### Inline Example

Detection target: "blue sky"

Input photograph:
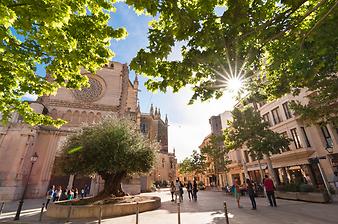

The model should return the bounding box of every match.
[108,3,237,161]
[26,2,236,161]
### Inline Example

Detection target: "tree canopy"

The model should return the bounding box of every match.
[60,116,157,197]
[200,134,230,177]
[0,0,126,126]
[130,0,338,123]
[179,150,206,175]
[225,107,290,160]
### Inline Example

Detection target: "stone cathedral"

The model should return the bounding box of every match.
[0,62,176,201]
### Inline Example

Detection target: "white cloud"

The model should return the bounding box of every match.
[155,86,237,162]
[22,93,38,101]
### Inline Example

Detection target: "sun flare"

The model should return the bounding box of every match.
[226,77,243,93]
[211,55,248,95]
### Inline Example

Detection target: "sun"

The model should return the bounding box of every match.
[226,77,243,93]
[211,55,248,95]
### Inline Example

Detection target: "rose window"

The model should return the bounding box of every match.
[73,78,103,101]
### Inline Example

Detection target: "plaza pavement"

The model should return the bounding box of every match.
[1,189,338,224]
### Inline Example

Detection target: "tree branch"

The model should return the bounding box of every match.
[240,0,307,40]
[6,3,32,8]
[262,0,329,44]
[300,0,338,47]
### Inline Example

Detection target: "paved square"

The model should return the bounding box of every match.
[1,189,337,224]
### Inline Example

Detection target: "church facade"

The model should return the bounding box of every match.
[0,62,176,201]
[140,105,177,187]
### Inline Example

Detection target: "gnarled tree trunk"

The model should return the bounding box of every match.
[100,172,127,197]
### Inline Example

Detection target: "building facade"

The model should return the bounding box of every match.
[225,90,338,190]
[140,105,177,188]
[0,62,176,201]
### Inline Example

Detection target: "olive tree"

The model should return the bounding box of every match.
[60,117,157,197]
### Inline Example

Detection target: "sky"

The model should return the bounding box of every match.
[108,3,237,161]
[25,3,236,161]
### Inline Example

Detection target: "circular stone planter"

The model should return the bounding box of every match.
[46,196,161,219]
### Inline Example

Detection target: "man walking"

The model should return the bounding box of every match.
[192,178,198,201]
[246,179,257,210]
[45,185,55,209]
[187,181,193,200]
[263,175,277,207]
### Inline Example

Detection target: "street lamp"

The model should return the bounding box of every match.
[14,152,38,220]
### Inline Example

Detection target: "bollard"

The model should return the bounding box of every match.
[135,202,139,224]
[177,201,181,224]
[66,206,72,223]
[39,203,45,222]
[224,201,229,224]
[0,202,4,215]
[98,206,102,224]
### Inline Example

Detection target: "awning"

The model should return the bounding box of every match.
[271,149,315,168]
[247,164,267,171]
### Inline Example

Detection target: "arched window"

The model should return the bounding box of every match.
[81,111,87,123]
[63,110,72,123]
[72,110,80,124]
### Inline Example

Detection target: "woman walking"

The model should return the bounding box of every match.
[170,181,176,202]
[233,179,241,208]
[246,179,257,210]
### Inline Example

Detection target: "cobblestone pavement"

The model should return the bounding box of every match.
[1,189,338,224]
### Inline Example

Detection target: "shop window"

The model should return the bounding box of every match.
[290,128,302,149]
[320,125,333,148]
[271,107,282,125]
[262,112,271,127]
[300,127,311,147]
[282,102,292,119]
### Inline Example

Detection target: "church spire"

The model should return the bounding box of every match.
[133,75,139,89]
[154,107,158,117]
[150,104,154,115]
[165,114,168,124]
[137,101,140,112]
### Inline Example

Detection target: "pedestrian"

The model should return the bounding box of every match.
[67,189,71,200]
[179,181,184,201]
[67,189,74,200]
[233,178,241,208]
[263,175,277,207]
[85,185,90,197]
[170,181,176,202]
[192,178,198,201]
[80,188,85,199]
[54,186,62,202]
[74,188,79,199]
[246,179,256,210]
[175,178,181,202]
[45,185,55,209]
[187,180,193,200]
